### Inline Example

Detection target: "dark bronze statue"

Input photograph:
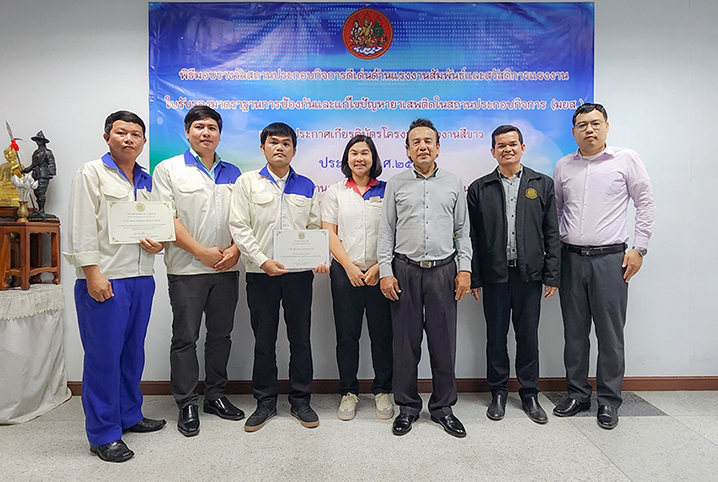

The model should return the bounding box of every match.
[24,131,58,221]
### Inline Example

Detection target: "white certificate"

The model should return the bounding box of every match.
[273,229,329,270]
[108,201,176,244]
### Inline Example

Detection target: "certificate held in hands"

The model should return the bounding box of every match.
[273,229,330,270]
[108,201,176,244]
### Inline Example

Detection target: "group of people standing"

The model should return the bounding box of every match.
[65,103,654,463]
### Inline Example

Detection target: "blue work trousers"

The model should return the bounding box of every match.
[75,276,155,446]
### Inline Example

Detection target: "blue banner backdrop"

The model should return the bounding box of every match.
[149,2,594,191]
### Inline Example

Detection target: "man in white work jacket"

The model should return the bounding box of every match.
[230,122,327,432]
[66,110,166,463]
[152,106,244,437]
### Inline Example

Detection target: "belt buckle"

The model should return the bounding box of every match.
[419,261,433,269]
[580,248,591,256]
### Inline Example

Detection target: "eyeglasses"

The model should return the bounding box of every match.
[574,120,604,131]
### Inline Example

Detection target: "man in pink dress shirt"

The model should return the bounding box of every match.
[552,103,655,429]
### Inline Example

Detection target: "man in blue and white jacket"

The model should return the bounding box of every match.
[152,106,244,438]
[66,111,166,463]
[230,122,327,432]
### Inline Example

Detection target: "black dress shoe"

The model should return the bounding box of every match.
[597,405,619,430]
[203,396,245,421]
[178,404,200,437]
[244,405,277,433]
[553,397,591,417]
[392,412,419,436]
[487,393,507,421]
[124,417,167,433]
[431,414,467,438]
[90,439,134,463]
[521,395,548,424]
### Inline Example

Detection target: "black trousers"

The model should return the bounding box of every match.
[330,262,392,396]
[168,272,239,408]
[391,257,458,418]
[482,267,542,399]
[246,270,314,410]
[559,247,628,408]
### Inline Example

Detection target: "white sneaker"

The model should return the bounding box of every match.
[338,393,359,421]
[375,393,395,420]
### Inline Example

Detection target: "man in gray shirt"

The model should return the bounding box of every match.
[378,118,472,438]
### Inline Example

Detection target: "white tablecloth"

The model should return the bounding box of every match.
[0,284,72,424]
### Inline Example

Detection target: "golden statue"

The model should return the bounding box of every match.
[0,145,23,206]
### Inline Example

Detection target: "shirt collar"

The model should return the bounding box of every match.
[498,166,522,180]
[186,148,219,170]
[345,177,378,196]
[412,165,439,179]
[260,164,293,185]
[101,152,151,190]
[101,152,148,177]
[574,145,615,161]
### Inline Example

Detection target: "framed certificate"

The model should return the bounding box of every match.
[273,229,329,270]
[108,201,176,244]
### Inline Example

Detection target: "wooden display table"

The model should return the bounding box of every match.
[0,221,61,290]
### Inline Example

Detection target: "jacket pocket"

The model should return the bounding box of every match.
[253,192,274,205]
[177,180,203,194]
[101,184,131,200]
[285,194,309,221]
[286,194,308,207]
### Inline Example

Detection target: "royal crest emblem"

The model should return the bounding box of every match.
[525,188,538,200]
[342,8,394,60]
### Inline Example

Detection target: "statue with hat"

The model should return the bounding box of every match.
[23,130,58,221]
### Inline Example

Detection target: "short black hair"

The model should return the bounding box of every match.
[491,125,524,149]
[260,122,297,148]
[572,103,608,125]
[405,118,440,147]
[340,135,383,179]
[184,105,223,132]
[104,111,146,136]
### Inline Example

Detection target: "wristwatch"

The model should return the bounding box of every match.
[632,247,648,257]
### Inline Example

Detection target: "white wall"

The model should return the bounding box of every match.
[1,0,716,383]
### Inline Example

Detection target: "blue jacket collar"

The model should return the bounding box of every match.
[102,152,152,191]
[259,164,295,185]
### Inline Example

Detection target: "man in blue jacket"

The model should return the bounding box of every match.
[153,106,244,437]
[66,111,166,462]
[467,125,560,424]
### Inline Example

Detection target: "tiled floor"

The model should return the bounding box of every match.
[1,391,717,481]
[542,391,668,417]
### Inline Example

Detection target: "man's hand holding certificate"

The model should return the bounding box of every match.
[273,229,330,271]
[108,201,176,244]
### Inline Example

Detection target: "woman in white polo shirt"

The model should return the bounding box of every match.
[321,135,394,422]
